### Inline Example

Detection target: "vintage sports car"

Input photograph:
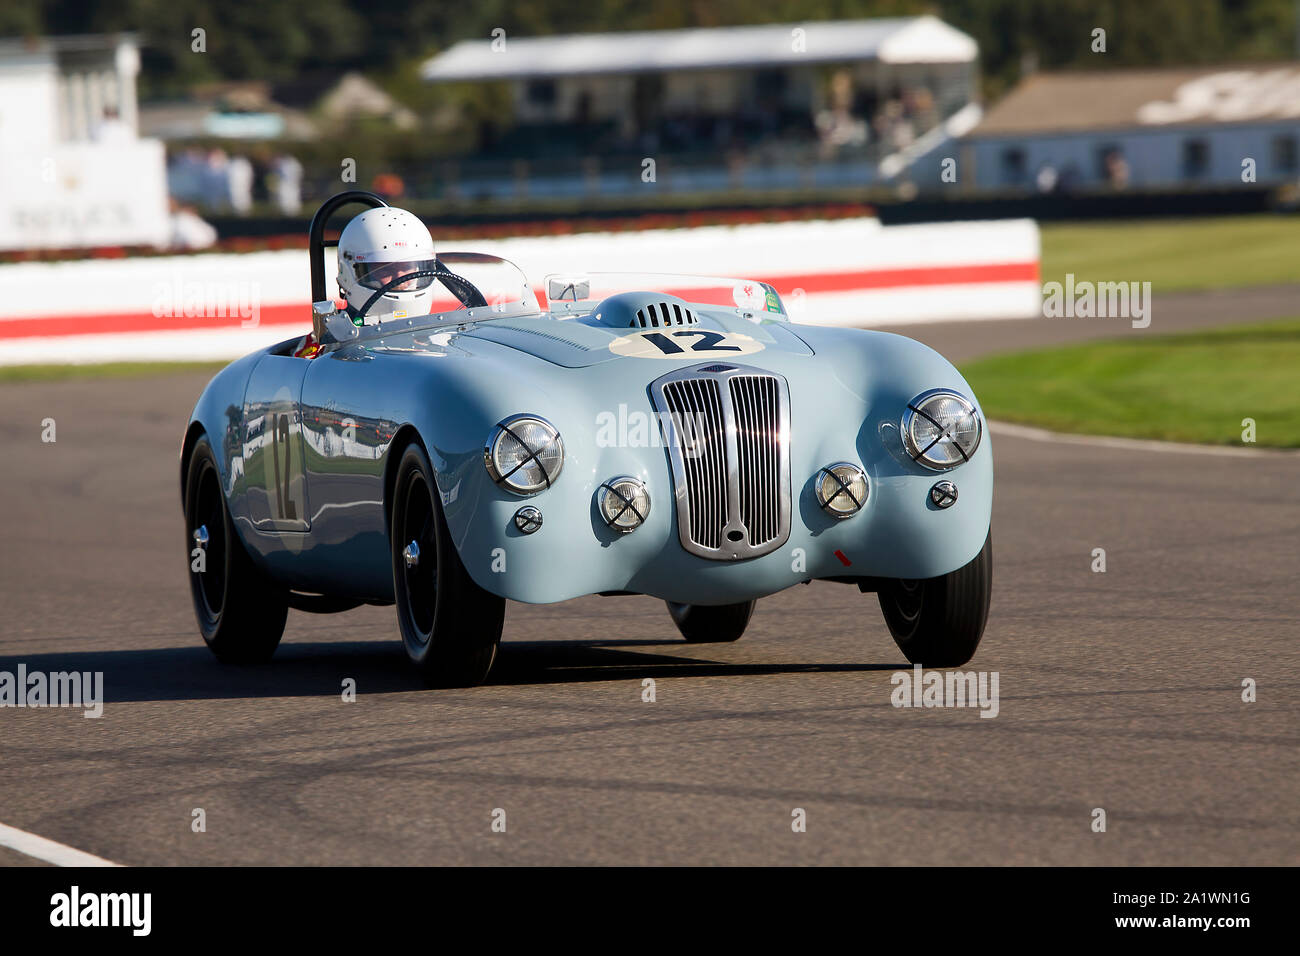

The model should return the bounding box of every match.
[181,191,993,686]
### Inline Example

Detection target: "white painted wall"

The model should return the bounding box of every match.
[0,216,1040,364]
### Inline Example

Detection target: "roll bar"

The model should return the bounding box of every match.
[308,190,389,303]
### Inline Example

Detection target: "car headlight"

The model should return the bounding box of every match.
[485,415,564,495]
[901,390,982,470]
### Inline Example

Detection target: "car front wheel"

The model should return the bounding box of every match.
[184,434,288,663]
[877,530,992,667]
[391,442,504,687]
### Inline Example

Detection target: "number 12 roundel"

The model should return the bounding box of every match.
[608,329,765,359]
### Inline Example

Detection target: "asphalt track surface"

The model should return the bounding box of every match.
[1,286,1297,866]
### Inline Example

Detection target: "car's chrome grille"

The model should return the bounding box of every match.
[652,364,791,560]
[661,378,728,550]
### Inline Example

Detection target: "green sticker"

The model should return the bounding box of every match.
[765,291,781,313]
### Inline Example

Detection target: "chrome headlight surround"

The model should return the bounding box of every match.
[815,462,868,518]
[485,414,564,495]
[597,476,651,533]
[901,389,982,470]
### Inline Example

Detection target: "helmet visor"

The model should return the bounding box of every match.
[353,259,438,292]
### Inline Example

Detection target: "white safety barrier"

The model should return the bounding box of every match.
[0,217,1039,365]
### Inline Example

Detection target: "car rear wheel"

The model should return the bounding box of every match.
[391,442,504,687]
[877,530,992,667]
[666,600,755,643]
[184,435,288,663]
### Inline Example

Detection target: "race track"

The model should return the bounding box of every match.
[1,287,1297,866]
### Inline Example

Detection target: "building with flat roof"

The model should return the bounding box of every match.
[964,63,1300,191]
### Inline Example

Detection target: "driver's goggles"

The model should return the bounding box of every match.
[353,259,438,291]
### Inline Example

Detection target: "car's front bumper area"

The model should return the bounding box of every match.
[445,424,993,607]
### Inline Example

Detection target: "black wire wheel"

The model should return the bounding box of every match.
[877,529,992,667]
[390,441,504,687]
[183,434,288,663]
[666,599,756,643]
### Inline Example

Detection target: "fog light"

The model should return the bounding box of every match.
[598,476,650,533]
[514,506,543,534]
[929,481,957,509]
[815,462,868,518]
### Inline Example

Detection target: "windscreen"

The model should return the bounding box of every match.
[356,252,541,341]
[423,252,540,317]
[543,272,788,321]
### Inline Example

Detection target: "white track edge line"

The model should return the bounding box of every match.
[0,821,122,867]
[989,420,1300,458]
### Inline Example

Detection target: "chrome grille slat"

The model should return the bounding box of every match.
[759,377,769,541]
[653,364,790,560]
[701,378,725,549]
[730,374,781,546]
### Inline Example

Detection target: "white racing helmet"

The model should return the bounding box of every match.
[336,207,437,321]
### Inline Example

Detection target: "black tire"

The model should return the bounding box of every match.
[877,530,992,667]
[666,600,755,643]
[391,442,505,687]
[184,435,288,664]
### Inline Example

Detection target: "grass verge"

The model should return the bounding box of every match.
[1040,215,1300,294]
[960,318,1300,448]
[0,361,225,384]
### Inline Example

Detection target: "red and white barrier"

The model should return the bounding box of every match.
[0,217,1039,365]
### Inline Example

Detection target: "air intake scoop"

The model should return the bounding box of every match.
[588,292,699,330]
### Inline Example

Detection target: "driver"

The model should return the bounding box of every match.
[337,206,439,321]
[295,205,438,358]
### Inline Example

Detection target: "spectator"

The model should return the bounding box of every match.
[203,149,231,209]
[1035,162,1059,193]
[270,153,303,214]
[372,172,406,200]
[1103,149,1130,190]
[165,199,218,250]
[91,106,133,144]
[814,69,867,157]
[228,154,254,215]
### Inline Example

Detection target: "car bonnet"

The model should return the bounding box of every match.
[459,310,813,368]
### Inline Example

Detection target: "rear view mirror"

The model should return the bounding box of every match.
[548,277,590,302]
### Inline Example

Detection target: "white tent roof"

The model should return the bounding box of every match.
[421,16,977,82]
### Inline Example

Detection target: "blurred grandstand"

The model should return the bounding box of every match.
[414,16,980,202]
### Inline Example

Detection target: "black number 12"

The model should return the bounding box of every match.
[643,330,743,354]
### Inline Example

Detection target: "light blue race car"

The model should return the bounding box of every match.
[181,192,992,686]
